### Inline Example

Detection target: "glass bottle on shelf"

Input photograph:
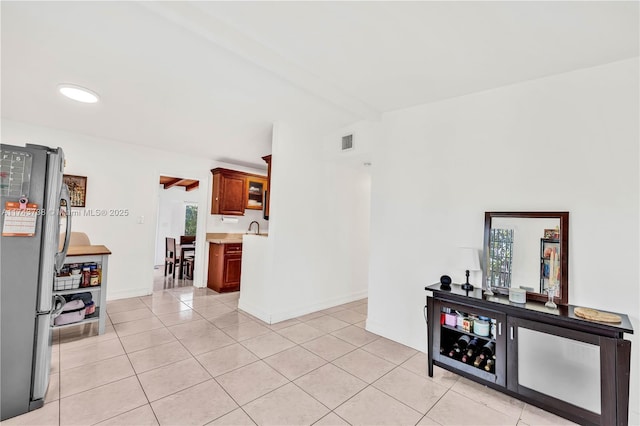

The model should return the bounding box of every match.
[484,358,495,373]
[440,333,454,355]
[473,355,485,368]
[81,267,91,287]
[479,341,495,360]
[448,334,471,359]
[90,266,99,286]
[461,338,479,364]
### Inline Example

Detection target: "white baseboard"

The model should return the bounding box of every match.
[238,298,271,323]
[239,290,367,325]
[270,290,368,324]
[365,318,424,352]
[107,287,152,301]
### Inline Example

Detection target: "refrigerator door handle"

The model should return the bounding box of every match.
[51,295,66,318]
[55,184,72,272]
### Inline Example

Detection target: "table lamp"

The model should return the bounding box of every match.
[457,247,481,291]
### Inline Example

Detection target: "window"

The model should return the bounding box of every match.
[488,228,513,287]
[184,203,197,236]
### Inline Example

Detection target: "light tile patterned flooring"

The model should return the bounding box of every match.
[4,277,577,425]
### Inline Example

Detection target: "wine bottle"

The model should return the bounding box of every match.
[440,334,454,355]
[461,338,479,363]
[479,341,495,360]
[473,355,485,368]
[454,335,471,353]
[448,334,470,359]
[484,358,495,373]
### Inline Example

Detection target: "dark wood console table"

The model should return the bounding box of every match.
[425,283,633,426]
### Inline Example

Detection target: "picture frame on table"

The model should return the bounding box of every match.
[63,175,87,207]
[543,228,560,239]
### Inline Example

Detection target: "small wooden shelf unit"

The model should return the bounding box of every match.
[54,245,111,335]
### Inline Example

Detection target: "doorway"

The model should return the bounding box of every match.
[154,176,200,290]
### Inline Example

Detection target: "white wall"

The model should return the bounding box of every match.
[155,185,200,265]
[366,58,639,422]
[257,120,374,322]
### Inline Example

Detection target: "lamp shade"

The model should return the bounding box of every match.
[456,247,481,272]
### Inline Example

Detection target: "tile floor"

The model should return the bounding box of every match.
[4,274,578,426]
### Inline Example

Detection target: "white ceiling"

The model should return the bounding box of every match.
[2,1,637,169]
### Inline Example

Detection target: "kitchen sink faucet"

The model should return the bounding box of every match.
[248,221,260,235]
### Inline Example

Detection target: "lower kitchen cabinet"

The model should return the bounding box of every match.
[426,283,633,426]
[207,242,242,292]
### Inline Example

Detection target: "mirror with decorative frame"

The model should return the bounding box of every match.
[482,212,569,305]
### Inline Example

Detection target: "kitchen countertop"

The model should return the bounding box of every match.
[206,233,243,244]
[66,245,112,256]
[206,232,268,244]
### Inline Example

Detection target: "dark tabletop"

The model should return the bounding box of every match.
[425,282,634,335]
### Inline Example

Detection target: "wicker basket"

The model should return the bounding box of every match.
[54,275,81,291]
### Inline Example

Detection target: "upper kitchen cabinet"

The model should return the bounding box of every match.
[262,155,271,220]
[211,168,246,215]
[246,175,267,211]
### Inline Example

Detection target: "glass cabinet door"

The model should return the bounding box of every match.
[246,177,266,210]
[433,299,506,387]
[506,316,617,425]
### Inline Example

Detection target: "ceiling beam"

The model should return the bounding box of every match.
[138,1,380,121]
[163,178,182,189]
[185,181,200,192]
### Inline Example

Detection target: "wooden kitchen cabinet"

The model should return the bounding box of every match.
[262,155,271,220]
[207,242,242,292]
[211,168,246,215]
[246,175,267,211]
[211,168,268,216]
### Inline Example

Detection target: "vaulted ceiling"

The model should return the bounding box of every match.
[1,2,637,168]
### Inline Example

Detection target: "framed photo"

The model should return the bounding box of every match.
[63,175,87,207]
[543,228,559,239]
[540,239,560,260]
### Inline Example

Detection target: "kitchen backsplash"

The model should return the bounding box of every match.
[206,208,268,234]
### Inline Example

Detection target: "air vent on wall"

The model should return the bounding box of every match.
[341,134,353,151]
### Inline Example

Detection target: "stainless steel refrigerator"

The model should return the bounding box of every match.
[0,143,72,421]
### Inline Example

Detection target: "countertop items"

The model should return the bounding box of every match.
[424,282,633,333]
[574,307,622,324]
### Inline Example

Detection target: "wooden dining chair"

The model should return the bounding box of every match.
[164,237,180,278]
[183,256,194,280]
[180,235,196,245]
[177,235,195,280]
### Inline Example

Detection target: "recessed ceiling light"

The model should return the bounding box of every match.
[57,84,99,103]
